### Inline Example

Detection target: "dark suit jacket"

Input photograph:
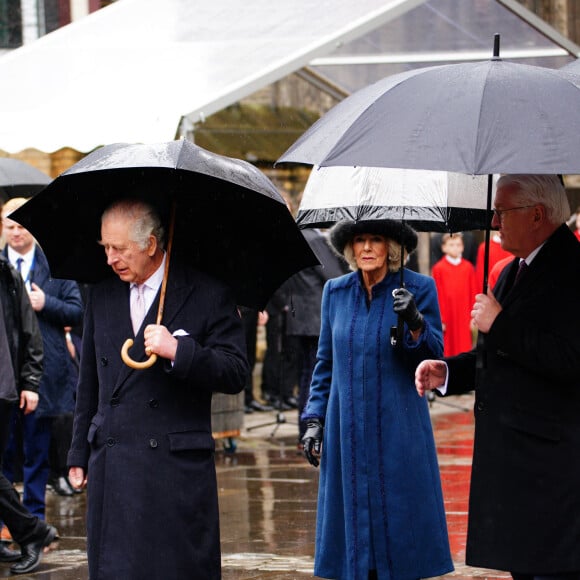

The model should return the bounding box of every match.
[68,262,248,580]
[445,224,580,573]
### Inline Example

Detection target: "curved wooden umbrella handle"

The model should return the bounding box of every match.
[121,338,157,369]
[120,200,176,370]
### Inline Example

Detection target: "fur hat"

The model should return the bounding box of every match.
[329,220,418,256]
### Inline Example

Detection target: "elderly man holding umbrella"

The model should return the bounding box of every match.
[67,198,249,579]
[416,174,580,580]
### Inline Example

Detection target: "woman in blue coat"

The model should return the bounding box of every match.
[301,220,453,580]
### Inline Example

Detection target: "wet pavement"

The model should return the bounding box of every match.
[0,392,512,579]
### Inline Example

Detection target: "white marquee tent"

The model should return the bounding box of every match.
[0,0,578,153]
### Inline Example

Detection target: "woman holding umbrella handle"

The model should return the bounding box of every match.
[300,219,451,580]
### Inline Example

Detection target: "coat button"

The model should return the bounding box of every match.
[476,401,484,411]
[106,437,116,447]
[110,397,120,407]
[148,399,159,408]
[100,357,108,366]
[149,439,158,449]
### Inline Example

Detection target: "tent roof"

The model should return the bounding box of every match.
[0,0,578,153]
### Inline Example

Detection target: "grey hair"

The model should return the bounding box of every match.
[342,238,406,272]
[496,174,570,226]
[101,199,165,250]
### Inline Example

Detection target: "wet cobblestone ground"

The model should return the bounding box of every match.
[0,392,512,579]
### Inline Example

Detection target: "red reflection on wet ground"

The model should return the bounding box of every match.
[432,411,474,562]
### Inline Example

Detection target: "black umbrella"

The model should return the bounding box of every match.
[0,158,51,201]
[10,140,319,313]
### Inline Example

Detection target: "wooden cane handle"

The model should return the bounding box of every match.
[121,338,157,369]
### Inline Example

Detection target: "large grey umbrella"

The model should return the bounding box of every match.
[0,158,50,201]
[279,37,580,288]
[279,57,580,176]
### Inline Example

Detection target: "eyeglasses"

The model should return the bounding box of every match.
[492,205,536,223]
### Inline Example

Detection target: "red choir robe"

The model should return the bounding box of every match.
[475,235,512,292]
[432,256,478,357]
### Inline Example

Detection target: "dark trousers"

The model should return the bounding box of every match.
[3,409,52,519]
[297,336,318,441]
[241,308,258,406]
[0,401,41,544]
[49,413,74,480]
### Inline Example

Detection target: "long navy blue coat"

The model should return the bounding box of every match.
[67,263,248,580]
[304,269,453,580]
[3,246,83,416]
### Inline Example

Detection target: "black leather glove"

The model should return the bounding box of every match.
[301,418,323,467]
[392,288,424,332]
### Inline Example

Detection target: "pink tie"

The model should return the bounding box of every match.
[131,284,146,335]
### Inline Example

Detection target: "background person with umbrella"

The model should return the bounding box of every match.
[66,198,249,579]
[0,159,50,204]
[301,219,452,580]
[9,138,318,578]
[416,175,580,580]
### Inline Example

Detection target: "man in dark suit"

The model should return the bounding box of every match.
[67,199,249,579]
[2,198,83,513]
[415,174,580,580]
[0,206,57,575]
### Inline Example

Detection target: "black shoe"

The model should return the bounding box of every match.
[271,398,292,411]
[244,405,254,414]
[284,396,299,409]
[10,525,57,575]
[50,476,74,497]
[249,400,274,412]
[0,543,20,563]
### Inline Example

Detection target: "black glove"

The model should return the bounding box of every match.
[301,418,323,467]
[392,288,424,332]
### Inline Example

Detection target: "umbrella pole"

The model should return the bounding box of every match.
[390,225,406,347]
[475,174,494,371]
[121,201,176,369]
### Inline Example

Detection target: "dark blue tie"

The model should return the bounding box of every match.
[15,257,23,275]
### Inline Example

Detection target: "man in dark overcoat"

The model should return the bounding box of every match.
[0,211,57,575]
[2,197,83,519]
[416,174,580,580]
[67,199,249,580]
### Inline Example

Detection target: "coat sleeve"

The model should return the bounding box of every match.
[17,273,43,393]
[401,274,444,365]
[301,280,333,421]
[39,280,84,328]
[67,289,98,470]
[168,282,249,395]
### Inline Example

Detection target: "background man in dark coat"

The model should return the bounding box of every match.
[284,228,349,442]
[416,174,580,580]
[67,199,249,580]
[0,214,57,575]
[2,198,83,521]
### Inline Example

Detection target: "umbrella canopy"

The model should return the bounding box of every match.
[10,140,319,310]
[0,158,51,201]
[278,58,580,175]
[298,166,496,232]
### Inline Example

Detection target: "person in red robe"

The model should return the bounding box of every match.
[573,207,580,242]
[488,255,514,290]
[432,233,477,357]
[475,233,512,292]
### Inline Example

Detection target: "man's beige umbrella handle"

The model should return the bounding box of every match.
[121,203,175,369]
